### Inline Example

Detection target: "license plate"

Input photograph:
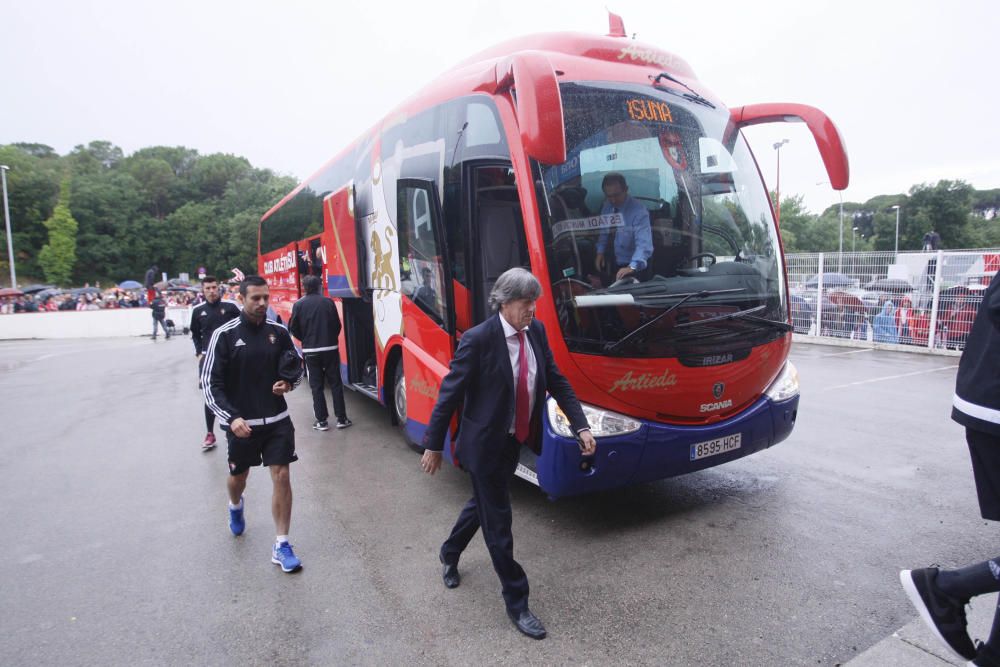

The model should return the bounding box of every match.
[690,433,742,461]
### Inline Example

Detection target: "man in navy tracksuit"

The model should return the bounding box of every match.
[202,275,305,573]
[190,276,241,451]
[288,275,351,431]
[901,271,1000,666]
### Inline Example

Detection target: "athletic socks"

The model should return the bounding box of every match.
[229,498,244,510]
[276,535,288,545]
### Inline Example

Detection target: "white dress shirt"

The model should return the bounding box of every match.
[499,312,537,434]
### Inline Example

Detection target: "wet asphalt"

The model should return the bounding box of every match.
[0,337,991,666]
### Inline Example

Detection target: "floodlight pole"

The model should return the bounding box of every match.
[892,205,901,258]
[838,191,844,272]
[773,139,789,224]
[1,166,15,288]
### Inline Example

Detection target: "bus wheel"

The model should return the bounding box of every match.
[393,362,407,427]
[393,363,423,453]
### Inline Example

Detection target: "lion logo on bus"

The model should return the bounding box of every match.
[370,228,397,291]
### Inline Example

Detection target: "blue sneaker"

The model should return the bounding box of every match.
[229,498,245,536]
[271,541,302,572]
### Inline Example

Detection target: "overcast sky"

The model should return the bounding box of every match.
[2,0,996,215]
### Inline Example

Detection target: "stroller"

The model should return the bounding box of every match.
[164,318,178,337]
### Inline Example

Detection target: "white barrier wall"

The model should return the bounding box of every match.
[0,307,192,340]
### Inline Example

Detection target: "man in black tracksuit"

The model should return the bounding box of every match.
[191,276,241,451]
[900,271,1000,666]
[289,275,351,431]
[202,275,305,573]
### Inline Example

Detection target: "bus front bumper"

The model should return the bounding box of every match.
[534,395,799,499]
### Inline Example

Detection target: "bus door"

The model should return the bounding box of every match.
[296,232,324,295]
[396,178,455,444]
[468,162,531,323]
[323,185,377,397]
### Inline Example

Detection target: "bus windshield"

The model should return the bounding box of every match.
[538,82,787,359]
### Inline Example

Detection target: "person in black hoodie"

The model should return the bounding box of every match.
[900,270,1000,666]
[202,275,305,573]
[289,275,351,431]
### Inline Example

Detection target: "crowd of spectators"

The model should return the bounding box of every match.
[0,283,241,315]
[793,291,982,351]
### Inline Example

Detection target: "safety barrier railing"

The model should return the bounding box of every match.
[785,249,999,351]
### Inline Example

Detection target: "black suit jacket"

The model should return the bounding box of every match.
[422,314,589,476]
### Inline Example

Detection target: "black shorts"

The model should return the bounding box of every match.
[966,429,1000,520]
[226,418,297,476]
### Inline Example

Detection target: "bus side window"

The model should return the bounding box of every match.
[397,180,449,327]
[473,165,529,323]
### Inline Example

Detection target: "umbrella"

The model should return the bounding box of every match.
[803,272,854,288]
[118,279,143,290]
[864,278,914,293]
[20,283,54,294]
[0,287,23,297]
[71,286,101,296]
[168,278,191,288]
[36,288,65,299]
[828,290,866,312]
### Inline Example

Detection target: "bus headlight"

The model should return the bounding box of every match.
[547,398,642,438]
[764,361,799,402]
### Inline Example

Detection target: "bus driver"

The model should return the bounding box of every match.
[594,172,653,283]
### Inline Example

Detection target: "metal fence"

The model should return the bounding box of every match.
[785,249,1000,351]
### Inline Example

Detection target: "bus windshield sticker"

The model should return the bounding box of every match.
[551,213,623,239]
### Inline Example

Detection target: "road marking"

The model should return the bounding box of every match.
[817,348,873,357]
[817,365,959,392]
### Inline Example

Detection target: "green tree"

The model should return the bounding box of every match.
[70,170,143,283]
[772,195,816,253]
[191,154,251,199]
[904,180,974,249]
[125,157,177,218]
[38,180,78,285]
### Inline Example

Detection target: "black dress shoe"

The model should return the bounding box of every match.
[439,554,460,589]
[507,608,547,639]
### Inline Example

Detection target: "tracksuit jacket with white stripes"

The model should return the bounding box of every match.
[202,313,301,427]
[952,271,1000,437]
[190,299,241,356]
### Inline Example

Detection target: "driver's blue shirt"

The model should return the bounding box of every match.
[596,196,653,271]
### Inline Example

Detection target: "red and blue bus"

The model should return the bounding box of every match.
[258,15,849,498]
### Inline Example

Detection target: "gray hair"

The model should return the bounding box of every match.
[488,267,542,312]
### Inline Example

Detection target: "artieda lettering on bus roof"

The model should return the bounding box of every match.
[616,44,680,70]
[608,369,678,393]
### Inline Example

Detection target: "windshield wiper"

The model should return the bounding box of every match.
[674,305,793,332]
[603,288,744,352]
[651,72,716,109]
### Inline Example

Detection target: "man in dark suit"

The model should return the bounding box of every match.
[420,267,597,640]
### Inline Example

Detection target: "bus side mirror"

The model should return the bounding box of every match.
[495,51,567,166]
[730,103,850,190]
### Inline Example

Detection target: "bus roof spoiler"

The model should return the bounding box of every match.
[494,52,567,165]
[730,103,850,190]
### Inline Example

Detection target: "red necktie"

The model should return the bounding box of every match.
[514,331,530,443]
